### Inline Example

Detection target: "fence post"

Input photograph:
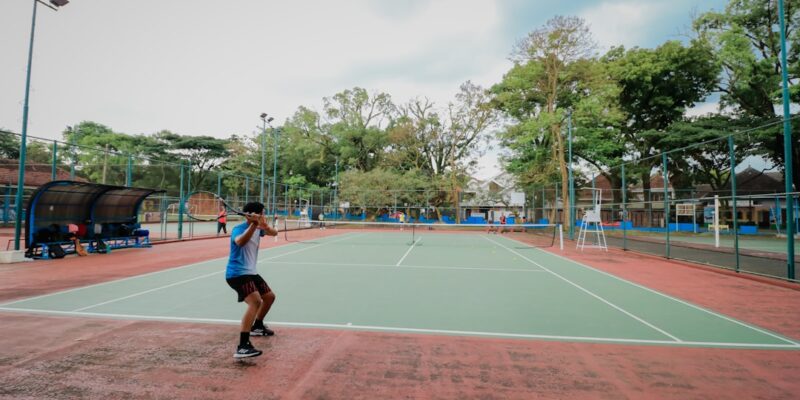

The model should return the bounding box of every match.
[568,109,575,240]
[729,135,740,272]
[51,140,57,181]
[663,152,670,258]
[69,138,76,180]
[622,163,627,250]
[178,162,185,240]
[217,172,222,197]
[3,184,10,224]
[778,0,795,280]
[126,154,133,187]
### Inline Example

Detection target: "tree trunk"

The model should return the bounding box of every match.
[553,124,570,226]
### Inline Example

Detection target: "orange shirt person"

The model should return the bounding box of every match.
[217,207,228,235]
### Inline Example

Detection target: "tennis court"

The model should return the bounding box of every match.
[2,225,796,349]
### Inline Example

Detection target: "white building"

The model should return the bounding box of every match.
[460,172,526,223]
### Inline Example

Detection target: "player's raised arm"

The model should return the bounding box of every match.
[234,213,261,246]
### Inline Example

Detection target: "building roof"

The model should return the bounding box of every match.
[0,159,84,187]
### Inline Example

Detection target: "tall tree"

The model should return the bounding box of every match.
[494,16,613,224]
[604,40,718,223]
[694,0,799,190]
[154,131,230,191]
[324,87,395,172]
[496,16,596,225]
[392,82,496,221]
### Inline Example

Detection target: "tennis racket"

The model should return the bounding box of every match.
[183,191,248,222]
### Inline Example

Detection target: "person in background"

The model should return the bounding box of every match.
[217,206,227,236]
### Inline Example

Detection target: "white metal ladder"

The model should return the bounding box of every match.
[576,188,608,251]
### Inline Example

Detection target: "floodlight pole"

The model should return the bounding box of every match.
[778,0,795,279]
[260,117,266,204]
[272,127,279,216]
[14,0,67,251]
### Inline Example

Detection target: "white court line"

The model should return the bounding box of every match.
[395,237,421,266]
[0,237,360,311]
[484,236,682,342]
[0,307,797,349]
[0,254,232,308]
[65,233,364,312]
[73,270,222,312]
[518,238,800,347]
[0,238,321,308]
[259,233,365,263]
[270,260,546,273]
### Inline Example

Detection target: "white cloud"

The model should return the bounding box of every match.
[685,102,721,117]
[579,1,671,51]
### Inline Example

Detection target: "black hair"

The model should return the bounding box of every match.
[242,202,265,214]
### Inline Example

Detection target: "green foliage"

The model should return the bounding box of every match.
[694,0,799,190]
[0,131,20,159]
[606,40,719,132]
[694,0,799,115]
[339,168,440,217]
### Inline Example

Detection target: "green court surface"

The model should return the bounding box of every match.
[1,232,798,350]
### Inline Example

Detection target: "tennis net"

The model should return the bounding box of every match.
[281,219,563,249]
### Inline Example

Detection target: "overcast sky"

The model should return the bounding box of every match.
[1,0,727,178]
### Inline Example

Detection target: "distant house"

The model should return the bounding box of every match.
[460,172,526,222]
[0,159,86,222]
[694,167,789,227]
[577,167,790,227]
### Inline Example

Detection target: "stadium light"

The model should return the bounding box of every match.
[261,114,279,216]
[14,0,69,251]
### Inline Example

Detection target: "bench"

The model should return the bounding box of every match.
[28,232,151,260]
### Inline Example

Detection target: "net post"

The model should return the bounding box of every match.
[559,223,564,251]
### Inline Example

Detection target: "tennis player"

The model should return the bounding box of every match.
[226,202,278,359]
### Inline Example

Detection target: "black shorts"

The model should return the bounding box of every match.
[226,274,271,302]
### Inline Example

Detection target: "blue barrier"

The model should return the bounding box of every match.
[739,225,758,234]
[667,223,698,232]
